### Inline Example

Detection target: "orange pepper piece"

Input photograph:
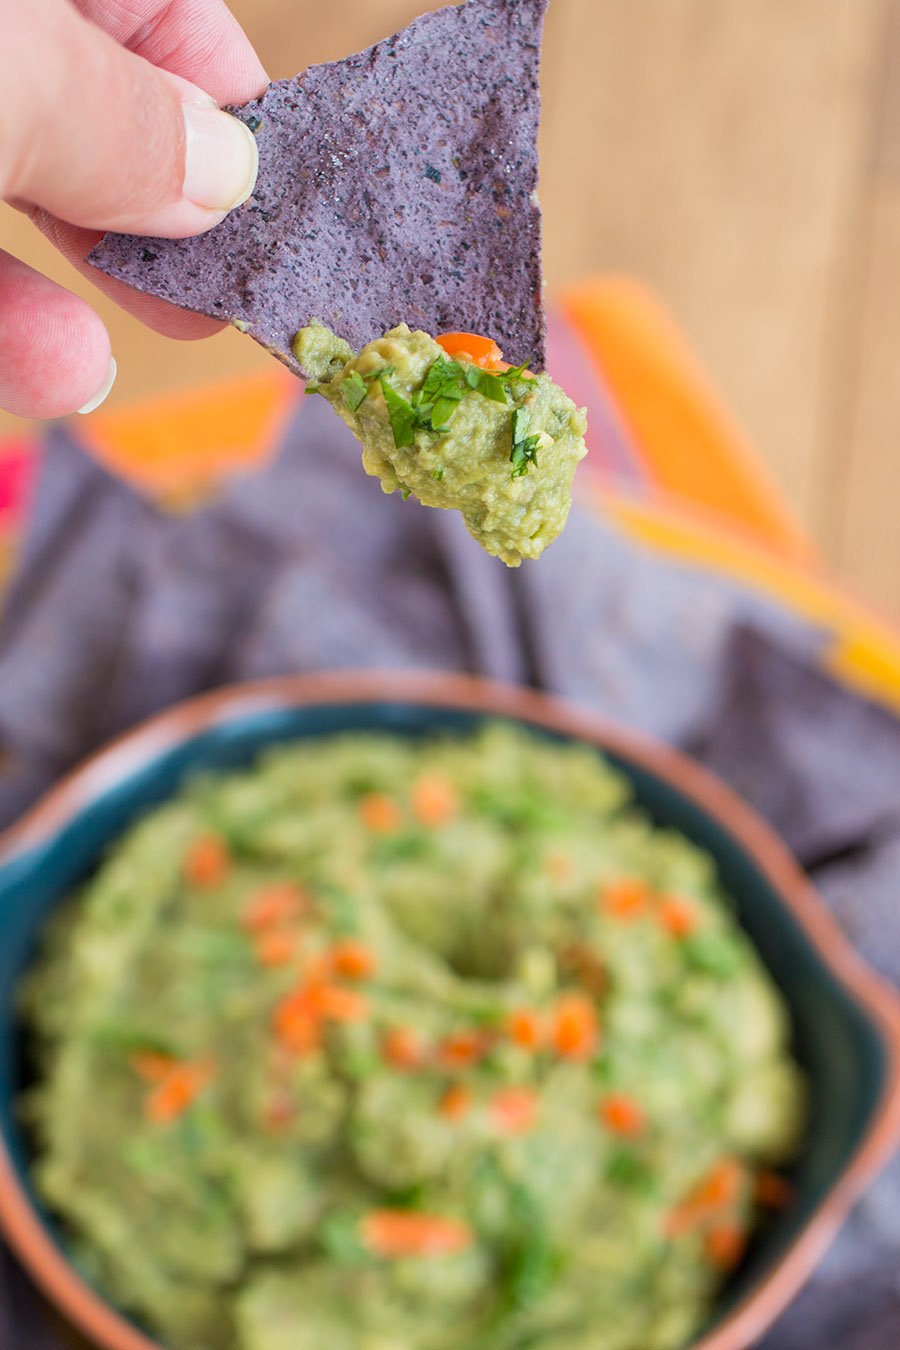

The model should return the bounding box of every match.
[705,1222,747,1269]
[410,773,459,827]
[601,878,650,920]
[552,992,600,1061]
[435,332,505,370]
[330,939,377,980]
[183,833,231,888]
[439,1083,473,1121]
[360,1209,473,1258]
[359,792,403,833]
[146,1059,215,1125]
[308,983,368,1023]
[665,1157,745,1237]
[599,1093,645,1137]
[439,1029,487,1069]
[273,988,322,1055]
[506,1008,545,1051]
[697,1157,744,1208]
[383,1026,426,1069]
[657,894,698,938]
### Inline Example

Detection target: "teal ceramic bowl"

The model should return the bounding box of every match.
[0,672,898,1350]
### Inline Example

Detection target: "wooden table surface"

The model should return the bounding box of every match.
[2,0,899,614]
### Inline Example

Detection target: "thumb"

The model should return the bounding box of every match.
[2,0,259,238]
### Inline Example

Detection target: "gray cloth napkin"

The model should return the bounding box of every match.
[1,394,898,1346]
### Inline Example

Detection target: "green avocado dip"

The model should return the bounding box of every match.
[21,726,804,1350]
[292,323,588,566]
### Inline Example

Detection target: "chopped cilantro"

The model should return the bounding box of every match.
[510,439,541,478]
[418,357,466,429]
[419,357,461,402]
[341,371,369,411]
[430,394,461,430]
[503,361,539,388]
[465,365,508,403]
[432,466,445,481]
[510,407,541,478]
[507,1232,563,1309]
[378,358,466,445]
[400,486,412,501]
[606,1148,655,1193]
[512,407,531,443]
[380,380,418,448]
[373,350,537,454]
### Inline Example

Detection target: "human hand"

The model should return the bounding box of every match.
[0,0,267,419]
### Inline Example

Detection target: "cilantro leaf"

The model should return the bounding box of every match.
[430,394,463,430]
[511,438,540,477]
[380,379,418,448]
[341,371,369,411]
[464,365,508,403]
[416,357,466,431]
[378,350,524,451]
[503,361,539,388]
[513,407,532,444]
[419,357,464,404]
[606,1147,656,1194]
[510,407,541,478]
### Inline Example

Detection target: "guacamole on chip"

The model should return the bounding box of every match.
[295,323,587,565]
[22,725,805,1350]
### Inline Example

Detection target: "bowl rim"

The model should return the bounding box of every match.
[0,668,898,1350]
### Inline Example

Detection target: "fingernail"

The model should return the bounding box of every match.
[77,357,117,415]
[182,105,259,212]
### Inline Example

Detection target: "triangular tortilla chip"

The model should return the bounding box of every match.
[89,0,548,372]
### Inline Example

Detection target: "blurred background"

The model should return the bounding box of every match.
[2,0,900,611]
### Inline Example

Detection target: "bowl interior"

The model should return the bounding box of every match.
[0,697,892,1343]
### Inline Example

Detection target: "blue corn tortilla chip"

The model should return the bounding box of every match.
[88,0,548,372]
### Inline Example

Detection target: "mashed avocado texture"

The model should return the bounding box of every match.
[293,323,587,566]
[21,726,804,1350]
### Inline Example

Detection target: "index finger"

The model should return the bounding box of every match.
[73,0,269,104]
[40,0,270,339]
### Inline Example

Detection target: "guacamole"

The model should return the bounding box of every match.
[21,726,804,1350]
[293,324,587,566]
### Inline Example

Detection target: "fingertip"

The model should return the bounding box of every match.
[77,356,118,415]
[0,252,114,419]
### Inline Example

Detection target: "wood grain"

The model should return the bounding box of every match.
[541,0,886,527]
[832,0,900,611]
